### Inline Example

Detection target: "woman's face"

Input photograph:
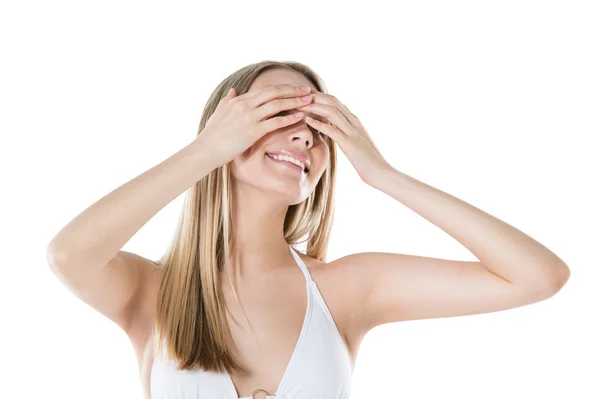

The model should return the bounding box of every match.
[230,68,330,205]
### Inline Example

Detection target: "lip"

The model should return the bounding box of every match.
[266,153,306,174]
[264,149,311,171]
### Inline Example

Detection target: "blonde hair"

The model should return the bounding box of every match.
[152,60,338,375]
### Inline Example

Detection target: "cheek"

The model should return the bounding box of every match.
[230,154,261,179]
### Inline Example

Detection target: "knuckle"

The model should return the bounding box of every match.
[328,95,338,105]
[272,98,285,109]
[235,99,249,111]
[267,85,281,95]
[229,96,241,107]
[280,114,294,125]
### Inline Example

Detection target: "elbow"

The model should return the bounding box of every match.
[547,263,571,294]
[46,242,71,269]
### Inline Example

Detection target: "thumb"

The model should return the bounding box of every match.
[224,87,236,101]
[216,87,236,109]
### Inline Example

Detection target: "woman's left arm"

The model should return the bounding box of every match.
[298,90,571,289]
[367,166,571,289]
[298,91,570,334]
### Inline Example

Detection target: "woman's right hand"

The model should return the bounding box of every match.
[194,84,313,168]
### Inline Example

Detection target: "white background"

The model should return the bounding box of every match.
[1,1,598,398]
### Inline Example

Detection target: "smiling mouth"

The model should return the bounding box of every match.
[265,153,309,173]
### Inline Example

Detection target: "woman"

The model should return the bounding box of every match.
[47,60,570,399]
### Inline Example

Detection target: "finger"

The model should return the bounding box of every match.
[216,87,236,110]
[297,103,354,136]
[259,111,305,135]
[305,116,345,143]
[246,84,311,109]
[300,92,360,127]
[255,95,312,121]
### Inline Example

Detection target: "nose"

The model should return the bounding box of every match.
[288,117,314,147]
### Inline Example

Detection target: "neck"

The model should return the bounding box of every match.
[223,182,299,279]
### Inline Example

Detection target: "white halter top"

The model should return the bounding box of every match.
[150,245,353,399]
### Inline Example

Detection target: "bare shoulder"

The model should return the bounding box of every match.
[296,251,366,360]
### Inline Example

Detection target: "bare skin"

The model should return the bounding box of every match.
[132,251,363,399]
[47,71,357,399]
[48,66,569,399]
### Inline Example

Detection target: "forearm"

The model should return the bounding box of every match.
[47,140,217,267]
[371,167,570,290]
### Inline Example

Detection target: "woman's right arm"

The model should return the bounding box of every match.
[46,139,218,337]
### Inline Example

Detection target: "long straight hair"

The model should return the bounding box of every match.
[152,60,338,375]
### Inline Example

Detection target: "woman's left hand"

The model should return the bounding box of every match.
[297,91,392,187]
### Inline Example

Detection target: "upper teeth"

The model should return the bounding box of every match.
[269,154,306,171]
